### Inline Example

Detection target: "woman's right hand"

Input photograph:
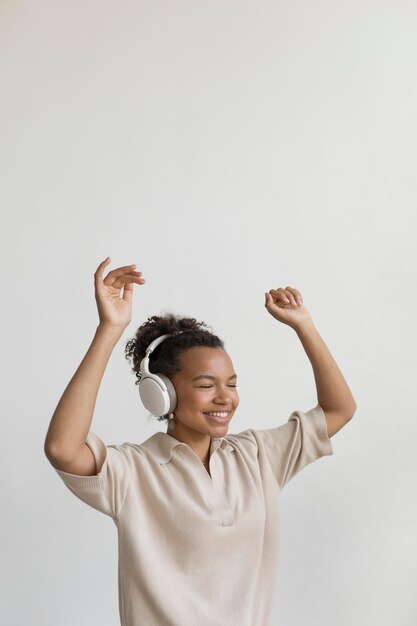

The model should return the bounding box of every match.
[94,257,146,331]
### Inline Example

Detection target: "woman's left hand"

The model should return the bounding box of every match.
[264,286,312,329]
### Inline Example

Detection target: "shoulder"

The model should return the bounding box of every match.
[224,429,259,452]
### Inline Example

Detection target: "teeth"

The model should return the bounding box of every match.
[205,412,228,418]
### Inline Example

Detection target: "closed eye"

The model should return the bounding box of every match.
[199,385,239,388]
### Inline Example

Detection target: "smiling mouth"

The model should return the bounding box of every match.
[203,412,230,423]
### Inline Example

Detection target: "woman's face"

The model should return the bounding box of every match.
[168,346,239,439]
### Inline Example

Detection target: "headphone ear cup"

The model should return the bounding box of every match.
[138,374,177,416]
[158,374,177,414]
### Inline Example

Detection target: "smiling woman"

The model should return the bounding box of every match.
[45,260,339,626]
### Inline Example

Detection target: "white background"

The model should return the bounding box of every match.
[1,1,416,624]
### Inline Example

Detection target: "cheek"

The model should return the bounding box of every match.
[177,390,206,410]
[192,390,209,406]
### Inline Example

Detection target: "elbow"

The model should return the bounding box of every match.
[347,401,357,420]
[44,441,57,462]
[319,399,357,421]
[44,438,64,463]
[44,437,51,457]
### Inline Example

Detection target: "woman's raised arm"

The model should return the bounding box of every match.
[44,258,145,466]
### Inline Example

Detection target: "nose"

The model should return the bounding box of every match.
[214,387,236,405]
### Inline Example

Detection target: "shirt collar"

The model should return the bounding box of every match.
[143,431,235,465]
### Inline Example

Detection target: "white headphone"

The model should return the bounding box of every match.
[138,332,185,416]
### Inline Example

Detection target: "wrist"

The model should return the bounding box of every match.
[96,323,125,342]
[293,318,316,336]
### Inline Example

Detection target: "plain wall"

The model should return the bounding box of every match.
[1,1,416,624]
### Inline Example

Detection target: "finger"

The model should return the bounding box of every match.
[266,291,282,308]
[271,288,291,304]
[94,257,112,287]
[285,286,303,305]
[103,268,144,288]
[281,287,296,305]
[279,287,297,306]
[120,269,146,299]
[104,264,140,281]
[269,289,288,304]
[111,275,146,290]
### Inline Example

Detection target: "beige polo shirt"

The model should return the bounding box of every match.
[53,404,333,626]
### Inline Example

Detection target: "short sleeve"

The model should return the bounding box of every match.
[53,431,131,519]
[251,404,333,489]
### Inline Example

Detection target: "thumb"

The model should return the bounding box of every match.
[264,292,270,306]
[122,281,133,303]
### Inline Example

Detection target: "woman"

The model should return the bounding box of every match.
[44,257,356,626]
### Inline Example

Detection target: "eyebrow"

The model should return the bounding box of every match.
[192,374,238,382]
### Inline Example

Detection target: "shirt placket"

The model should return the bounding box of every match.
[209,451,234,527]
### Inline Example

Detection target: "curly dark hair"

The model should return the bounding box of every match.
[124,313,225,423]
